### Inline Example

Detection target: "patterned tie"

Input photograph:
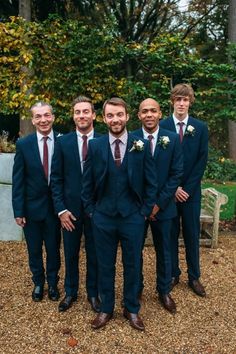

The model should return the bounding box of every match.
[178,122,184,143]
[114,139,121,167]
[43,136,49,179]
[82,135,88,162]
[148,135,154,155]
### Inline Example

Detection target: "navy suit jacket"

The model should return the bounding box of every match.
[133,127,183,220]
[12,131,59,221]
[160,116,208,202]
[50,131,101,217]
[81,133,158,217]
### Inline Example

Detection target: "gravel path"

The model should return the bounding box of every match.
[0,234,235,354]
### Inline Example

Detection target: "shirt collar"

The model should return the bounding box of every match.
[142,127,159,140]
[36,130,54,141]
[173,114,189,126]
[109,130,128,145]
[76,129,94,139]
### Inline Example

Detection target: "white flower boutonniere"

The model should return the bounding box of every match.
[158,136,170,149]
[129,140,144,152]
[185,125,195,137]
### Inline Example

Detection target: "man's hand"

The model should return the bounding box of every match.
[175,187,189,202]
[149,204,160,221]
[59,211,77,231]
[15,217,26,227]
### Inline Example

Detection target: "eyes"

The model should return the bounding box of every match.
[33,113,52,120]
[74,109,91,115]
[105,112,125,119]
[140,108,159,114]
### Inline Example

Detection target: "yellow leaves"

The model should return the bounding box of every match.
[22,53,32,64]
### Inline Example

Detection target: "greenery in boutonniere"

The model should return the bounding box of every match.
[129,140,144,152]
[157,136,170,149]
[185,125,195,137]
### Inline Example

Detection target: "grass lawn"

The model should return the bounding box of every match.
[202,181,236,220]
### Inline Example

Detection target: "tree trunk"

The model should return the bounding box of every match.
[228,0,236,161]
[18,0,34,136]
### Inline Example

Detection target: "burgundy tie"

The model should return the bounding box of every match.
[82,135,88,162]
[114,139,121,167]
[43,136,49,179]
[178,122,184,143]
[148,135,154,155]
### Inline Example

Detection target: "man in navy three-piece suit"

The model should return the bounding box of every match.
[160,83,208,297]
[82,97,158,331]
[12,102,61,302]
[50,96,101,313]
[133,98,183,314]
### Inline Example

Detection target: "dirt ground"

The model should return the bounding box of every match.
[0,233,235,354]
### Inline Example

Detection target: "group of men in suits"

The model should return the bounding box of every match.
[12,83,208,332]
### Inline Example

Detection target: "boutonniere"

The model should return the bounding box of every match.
[129,140,144,152]
[56,133,63,137]
[157,136,170,149]
[185,125,195,137]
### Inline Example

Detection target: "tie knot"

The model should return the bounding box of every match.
[148,135,153,141]
[115,139,121,145]
[43,136,48,142]
[82,135,87,141]
[178,122,184,127]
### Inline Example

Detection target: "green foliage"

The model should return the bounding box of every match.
[204,147,236,182]
[0,16,236,152]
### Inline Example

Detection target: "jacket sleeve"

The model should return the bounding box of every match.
[12,141,26,218]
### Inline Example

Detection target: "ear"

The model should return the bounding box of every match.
[126,114,130,122]
[138,112,142,121]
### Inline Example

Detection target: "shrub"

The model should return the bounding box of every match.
[0,130,16,153]
[204,146,236,181]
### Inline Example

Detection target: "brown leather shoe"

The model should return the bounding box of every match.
[188,280,206,297]
[159,294,176,314]
[123,308,145,331]
[91,312,113,329]
[170,277,179,290]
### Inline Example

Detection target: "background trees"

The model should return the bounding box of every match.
[0,0,236,158]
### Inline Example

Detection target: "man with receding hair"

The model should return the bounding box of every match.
[12,102,61,302]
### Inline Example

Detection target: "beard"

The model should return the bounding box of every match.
[108,123,126,137]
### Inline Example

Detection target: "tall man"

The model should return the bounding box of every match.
[160,84,208,297]
[50,96,101,313]
[12,102,61,302]
[82,97,158,331]
[133,98,183,313]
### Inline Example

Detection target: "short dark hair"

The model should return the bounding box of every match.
[72,95,95,112]
[103,97,128,115]
[170,84,195,105]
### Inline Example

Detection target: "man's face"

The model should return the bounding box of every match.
[31,105,55,136]
[173,96,190,119]
[138,99,162,133]
[103,104,129,137]
[73,102,95,133]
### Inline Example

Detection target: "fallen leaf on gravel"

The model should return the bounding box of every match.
[212,260,219,264]
[61,328,72,335]
[67,337,78,347]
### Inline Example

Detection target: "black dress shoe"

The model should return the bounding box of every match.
[170,277,179,290]
[32,285,44,302]
[159,294,176,314]
[123,308,145,331]
[188,280,206,297]
[58,295,77,312]
[88,297,101,313]
[48,286,60,301]
[91,312,113,329]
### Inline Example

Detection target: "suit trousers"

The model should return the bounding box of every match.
[24,213,61,287]
[92,210,145,314]
[63,216,98,298]
[171,201,201,281]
